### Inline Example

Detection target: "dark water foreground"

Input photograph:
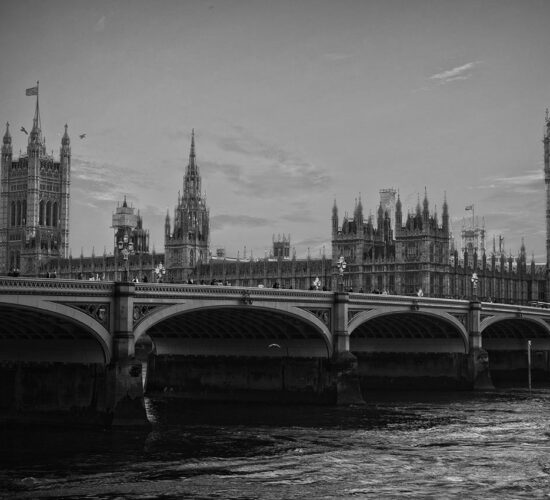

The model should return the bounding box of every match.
[1,389,550,499]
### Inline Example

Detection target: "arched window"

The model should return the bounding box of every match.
[52,202,58,227]
[16,200,21,226]
[39,200,45,226]
[10,201,15,226]
[189,249,195,266]
[46,201,52,226]
[22,200,26,225]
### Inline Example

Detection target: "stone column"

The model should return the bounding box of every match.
[332,291,364,405]
[106,282,150,428]
[468,300,493,389]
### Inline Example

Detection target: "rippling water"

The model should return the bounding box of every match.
[2,389,550,499]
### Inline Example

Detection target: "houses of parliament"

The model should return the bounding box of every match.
[1,92,549,305]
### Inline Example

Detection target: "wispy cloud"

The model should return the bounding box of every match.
[208,129,332,198]
[429,61,483,85]
[71,157,162,208]
[93,15,106,33]
[469,169,542,193]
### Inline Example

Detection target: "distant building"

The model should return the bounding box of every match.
[0,90,70,276]
[272,234,290,260]
[28,107,550,304]
[112,196,150,255]
[164,130,209,282]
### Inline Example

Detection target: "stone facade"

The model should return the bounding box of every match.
[164,130,209,282]
[0,92,70,276]
[30,110,550,304]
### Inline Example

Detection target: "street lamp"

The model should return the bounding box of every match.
[117,231,134,282]
[471,272,479,300]
[337,255,347,292]
[155,263,166,283]
[313,276,321,290]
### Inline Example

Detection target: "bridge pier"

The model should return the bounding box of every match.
[106,283,149,428]
[468,300,493,390]
[332,291,364,405]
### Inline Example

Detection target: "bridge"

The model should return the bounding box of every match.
[1,277,549,427]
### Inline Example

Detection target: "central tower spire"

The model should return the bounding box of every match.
[165,130,210,282]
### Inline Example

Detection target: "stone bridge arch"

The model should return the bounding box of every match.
[348,308,469,353]
[0,298,112,363]
[481,315,550,351]
[134,302,333,358]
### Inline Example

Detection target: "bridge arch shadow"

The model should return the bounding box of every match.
[135,304,332,359]
[349,310,469,353]
[0,302,110,364]
[481,316,550,351]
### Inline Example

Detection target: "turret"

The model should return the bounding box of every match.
[520,237,527,264]
[2,122,12,155]
[354,195,363,236]
[377,203,384,231]
[354,195,363,223]
[442,193,449,233]
[60,124,71,159]
[422,187,429,221]
[165,210,171,239]
[395,192,402,231]
[332,199,338,235]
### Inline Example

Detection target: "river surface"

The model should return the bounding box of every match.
[1,389,550,499]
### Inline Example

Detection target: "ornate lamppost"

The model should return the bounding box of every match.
[471,272,479,300]
[117,232,134,282]
[155,263,166,283]
[337,255,347,292]
[313,276,321,290]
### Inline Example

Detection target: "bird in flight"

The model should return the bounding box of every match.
[20,126,28,135]
[79,133,86,139]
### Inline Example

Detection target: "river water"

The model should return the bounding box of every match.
[1,389,550,499]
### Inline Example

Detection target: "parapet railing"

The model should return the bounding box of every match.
[0,277,115,295]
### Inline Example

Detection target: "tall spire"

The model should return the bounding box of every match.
[29,81,42,146]
[188,128,197,175]
[183,129,201,199]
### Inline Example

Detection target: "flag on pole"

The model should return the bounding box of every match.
[25,86,38,96]
[465,205,473,210]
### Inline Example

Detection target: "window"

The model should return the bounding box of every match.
[39,200,45,226]
[53,202,58,227]
[46,201,52,226]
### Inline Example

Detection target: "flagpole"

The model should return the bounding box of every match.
[36,81,40,128]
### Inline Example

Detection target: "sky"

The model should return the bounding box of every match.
[1,0,549,260]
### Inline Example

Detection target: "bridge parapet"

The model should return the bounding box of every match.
[134,283,334,303]
[0,277,114,296]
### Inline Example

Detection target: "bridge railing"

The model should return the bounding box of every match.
[134,282,335,302]
[0,276,115,295]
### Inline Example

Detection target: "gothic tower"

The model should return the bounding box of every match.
[544,108,550,269]
[0,85,70,275]
[164,130,209,281]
